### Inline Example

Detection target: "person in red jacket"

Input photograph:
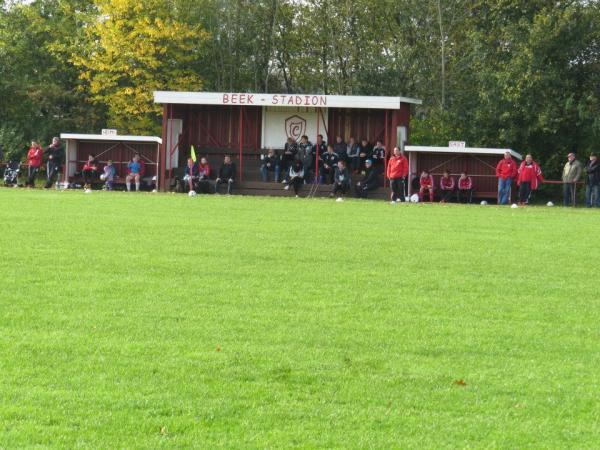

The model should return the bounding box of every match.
[26,141,43,187]
[386,146,408,202]
[496,151,518,205]
[419,169,435,202]
[439,170,455,203]
[457,171,474,203]
[516,154,544,205]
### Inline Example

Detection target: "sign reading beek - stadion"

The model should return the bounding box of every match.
[153,91,422,149]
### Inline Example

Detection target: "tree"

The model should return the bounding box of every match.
[74,0,207,134]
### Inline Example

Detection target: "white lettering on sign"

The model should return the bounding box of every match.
[102,129,118,136]
[449,141,466,148]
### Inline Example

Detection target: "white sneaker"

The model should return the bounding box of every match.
[336,197,343,202]
[284,185,290,190]
[295,195,299,198]
[390,201,396,205]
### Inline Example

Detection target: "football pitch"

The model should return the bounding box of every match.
[1,189,599,448]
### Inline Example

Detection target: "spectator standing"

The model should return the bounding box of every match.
[496,151,518,205]
[281,138,297,183]
[562,152,583,206]
[26,141,43,187]
[43,137,63,189]
[386,147,408,203]
[371,140,385,174]
[516,154,544,205]
[585,152,600,208]
[358,139,372,171]
[333,136,347,161]
[297,135,314,183]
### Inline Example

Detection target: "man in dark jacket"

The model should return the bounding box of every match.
[585,152,599,208]
[281,137,297,183]
[260,148,280,182]
[358,138,372,171]
[214,155,236,194]
[355,159,379,198]
[297,135,314,183]
[332,160,351,198]
[44,137,63,188]
[371,140,386,174]
[320,144,339,184]
[333,135,347,161]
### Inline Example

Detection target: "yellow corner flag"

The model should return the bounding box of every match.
[190,145,197,162]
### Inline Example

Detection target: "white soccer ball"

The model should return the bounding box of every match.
[410,194,419,203]
[511,203,518,209]
[188,190,197,197]
[336,197,344,202]
[84,188,92,194]
[100,174,107,181]
[480,200,488,205]
[546,201,554,207]
[152,189,157,193]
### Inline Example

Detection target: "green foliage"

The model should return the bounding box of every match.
[1,190,600,447]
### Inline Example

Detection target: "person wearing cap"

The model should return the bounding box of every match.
[516,154,544,205]
[355,159,379,198]
[495,151,518,205]
[419,169,435,202]
[386,147,408,202]
[439,170,455,203]
[585,152,599,208]
[562,152,583,206]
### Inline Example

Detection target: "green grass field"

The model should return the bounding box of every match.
[1,189,599,448]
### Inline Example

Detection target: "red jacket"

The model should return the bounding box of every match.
[27,147,43,168]
[517,161,544,189]
[458,176,473,190]
[496,158,518,179]
[198,163,210,178]
[386,155,408,179]
[420,174,434,189]
[440,176,455,190]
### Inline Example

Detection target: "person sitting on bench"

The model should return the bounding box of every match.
[332,160,351,198]
[197,157,211,193]
[82,154,99,190]
[126,154,143,192]
[439,170,455,203]
[419,169,435,202]
[457,171,474,203]
[214,155,236,194]
[260,148,280,182]
[183,157,198,192]
[355,159,379,198]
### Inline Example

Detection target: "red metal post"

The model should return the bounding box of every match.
[239,106,244,181]
[384,110,388,188]
[315,108,320,182]
[168,103,173,183]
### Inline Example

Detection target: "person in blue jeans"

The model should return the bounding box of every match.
[495,152,518,204]
[260,148,280,182]
[585,152,599,208]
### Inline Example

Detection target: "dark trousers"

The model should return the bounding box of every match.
[518,182,532,204]
[585,184,600,208]
[214,178,234,194]
[44,161,59,188]
[355,183,377,198]
[563,183,576,206]
[333,182,350,196]
[27,166,40,186]
[390,178,405,202]
[457,189,473,203]
[348,157,360,172]
[441,189,454,202]
[290,176,303,195]
[83,169,97,185]
[196,179,211,194]
[320,168,334,184]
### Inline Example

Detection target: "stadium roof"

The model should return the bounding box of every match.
[60,134,162,145]
[405,146,522,160]
[153,91,422,109]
